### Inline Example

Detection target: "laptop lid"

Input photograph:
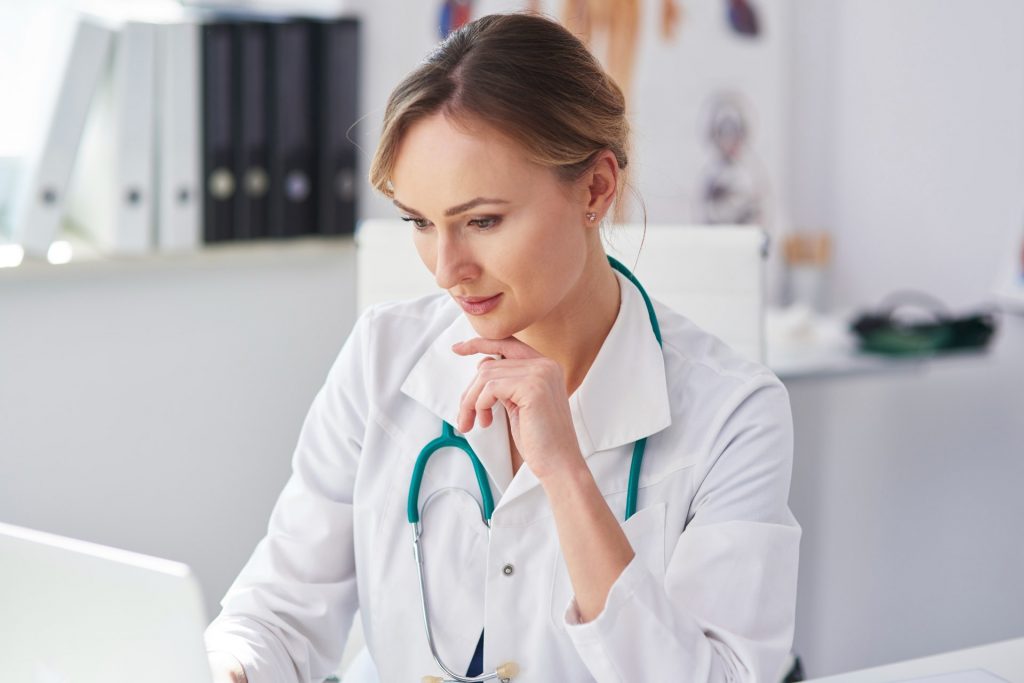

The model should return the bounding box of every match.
[0,521,214,683]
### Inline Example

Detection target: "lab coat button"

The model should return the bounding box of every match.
[502,563,514,576]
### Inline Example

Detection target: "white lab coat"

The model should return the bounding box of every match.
[204,268,801,683]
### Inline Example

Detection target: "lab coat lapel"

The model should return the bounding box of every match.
[573,269,673,454]
[499,269,673,508]
[400,308,515,496]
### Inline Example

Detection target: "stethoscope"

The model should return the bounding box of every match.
[409,255,664,683]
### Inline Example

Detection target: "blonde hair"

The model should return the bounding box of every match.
[368,12,637,222]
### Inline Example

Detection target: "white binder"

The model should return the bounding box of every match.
[156,19,202,251]
[9,13,115,257]
[66,16,159,255]
[179,0,356,18]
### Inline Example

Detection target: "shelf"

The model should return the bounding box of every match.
[0,234,356,283]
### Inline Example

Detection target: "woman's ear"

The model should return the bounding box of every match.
[584,150,619,221]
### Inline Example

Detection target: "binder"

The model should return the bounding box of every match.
[156,19,202,250]
[268,20,318,238]
[66,18,159,255]
[317,19,359,236]
[10,13,115,257]
[201,22,238,243]
[236,22,271,240]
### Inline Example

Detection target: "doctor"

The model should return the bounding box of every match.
[205,12,800,683]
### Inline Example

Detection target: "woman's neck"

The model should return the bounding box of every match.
[514,247,621,398]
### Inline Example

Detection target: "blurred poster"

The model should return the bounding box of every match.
[439,1,475,38]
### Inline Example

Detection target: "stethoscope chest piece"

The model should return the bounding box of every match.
[421,660,519,683]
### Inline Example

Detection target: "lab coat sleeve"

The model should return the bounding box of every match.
[203,307,375,683]
[562,374,801,683]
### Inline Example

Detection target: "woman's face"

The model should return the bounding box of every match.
[390,112,592,340]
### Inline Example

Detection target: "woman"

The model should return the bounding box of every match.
[205,12,799,683]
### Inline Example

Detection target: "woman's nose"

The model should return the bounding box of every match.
[432,234,479,290]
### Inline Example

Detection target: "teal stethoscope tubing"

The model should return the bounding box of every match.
[407,254,664,526]
[407,255,663,682]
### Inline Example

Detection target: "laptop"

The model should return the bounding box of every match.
[0,521,215,683]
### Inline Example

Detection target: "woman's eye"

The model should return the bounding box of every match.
[400,216,431,230]
[469,217,500,230]
[400,216,500,231]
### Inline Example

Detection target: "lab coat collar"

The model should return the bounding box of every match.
[399,268,672,499]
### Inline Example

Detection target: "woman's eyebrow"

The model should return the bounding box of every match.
[392,197,510,217]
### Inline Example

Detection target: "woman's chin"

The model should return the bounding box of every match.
[466,316,521,341]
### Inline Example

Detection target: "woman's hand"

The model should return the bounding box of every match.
[453,336,635,623]
[451,337,584,481]
[207,651,247,683]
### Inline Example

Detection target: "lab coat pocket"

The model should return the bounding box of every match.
[549,501,667,627]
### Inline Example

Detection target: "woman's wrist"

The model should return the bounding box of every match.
[533,447,591,491]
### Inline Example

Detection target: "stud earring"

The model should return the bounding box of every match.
[586,212,597,222]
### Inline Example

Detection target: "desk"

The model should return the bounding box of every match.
[783,313,1024,675]
[805,638,1024,683]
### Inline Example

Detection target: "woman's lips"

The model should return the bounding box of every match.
[457,293,502,315]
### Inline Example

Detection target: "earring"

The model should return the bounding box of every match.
[586,212,597,222]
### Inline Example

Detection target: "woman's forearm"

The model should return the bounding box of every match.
[540,452,635,623]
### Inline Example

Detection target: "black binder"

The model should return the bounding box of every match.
[201,22,238,243]
[268,20,318,238]
[317,19,360,236]
[235,22,270,240]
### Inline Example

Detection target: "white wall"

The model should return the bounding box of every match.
[0,240,357,622]
[790,0,1024,311]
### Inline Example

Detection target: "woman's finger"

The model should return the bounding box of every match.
[474,377,512,429]
[457,363,530,432]
[452,336,540,360]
